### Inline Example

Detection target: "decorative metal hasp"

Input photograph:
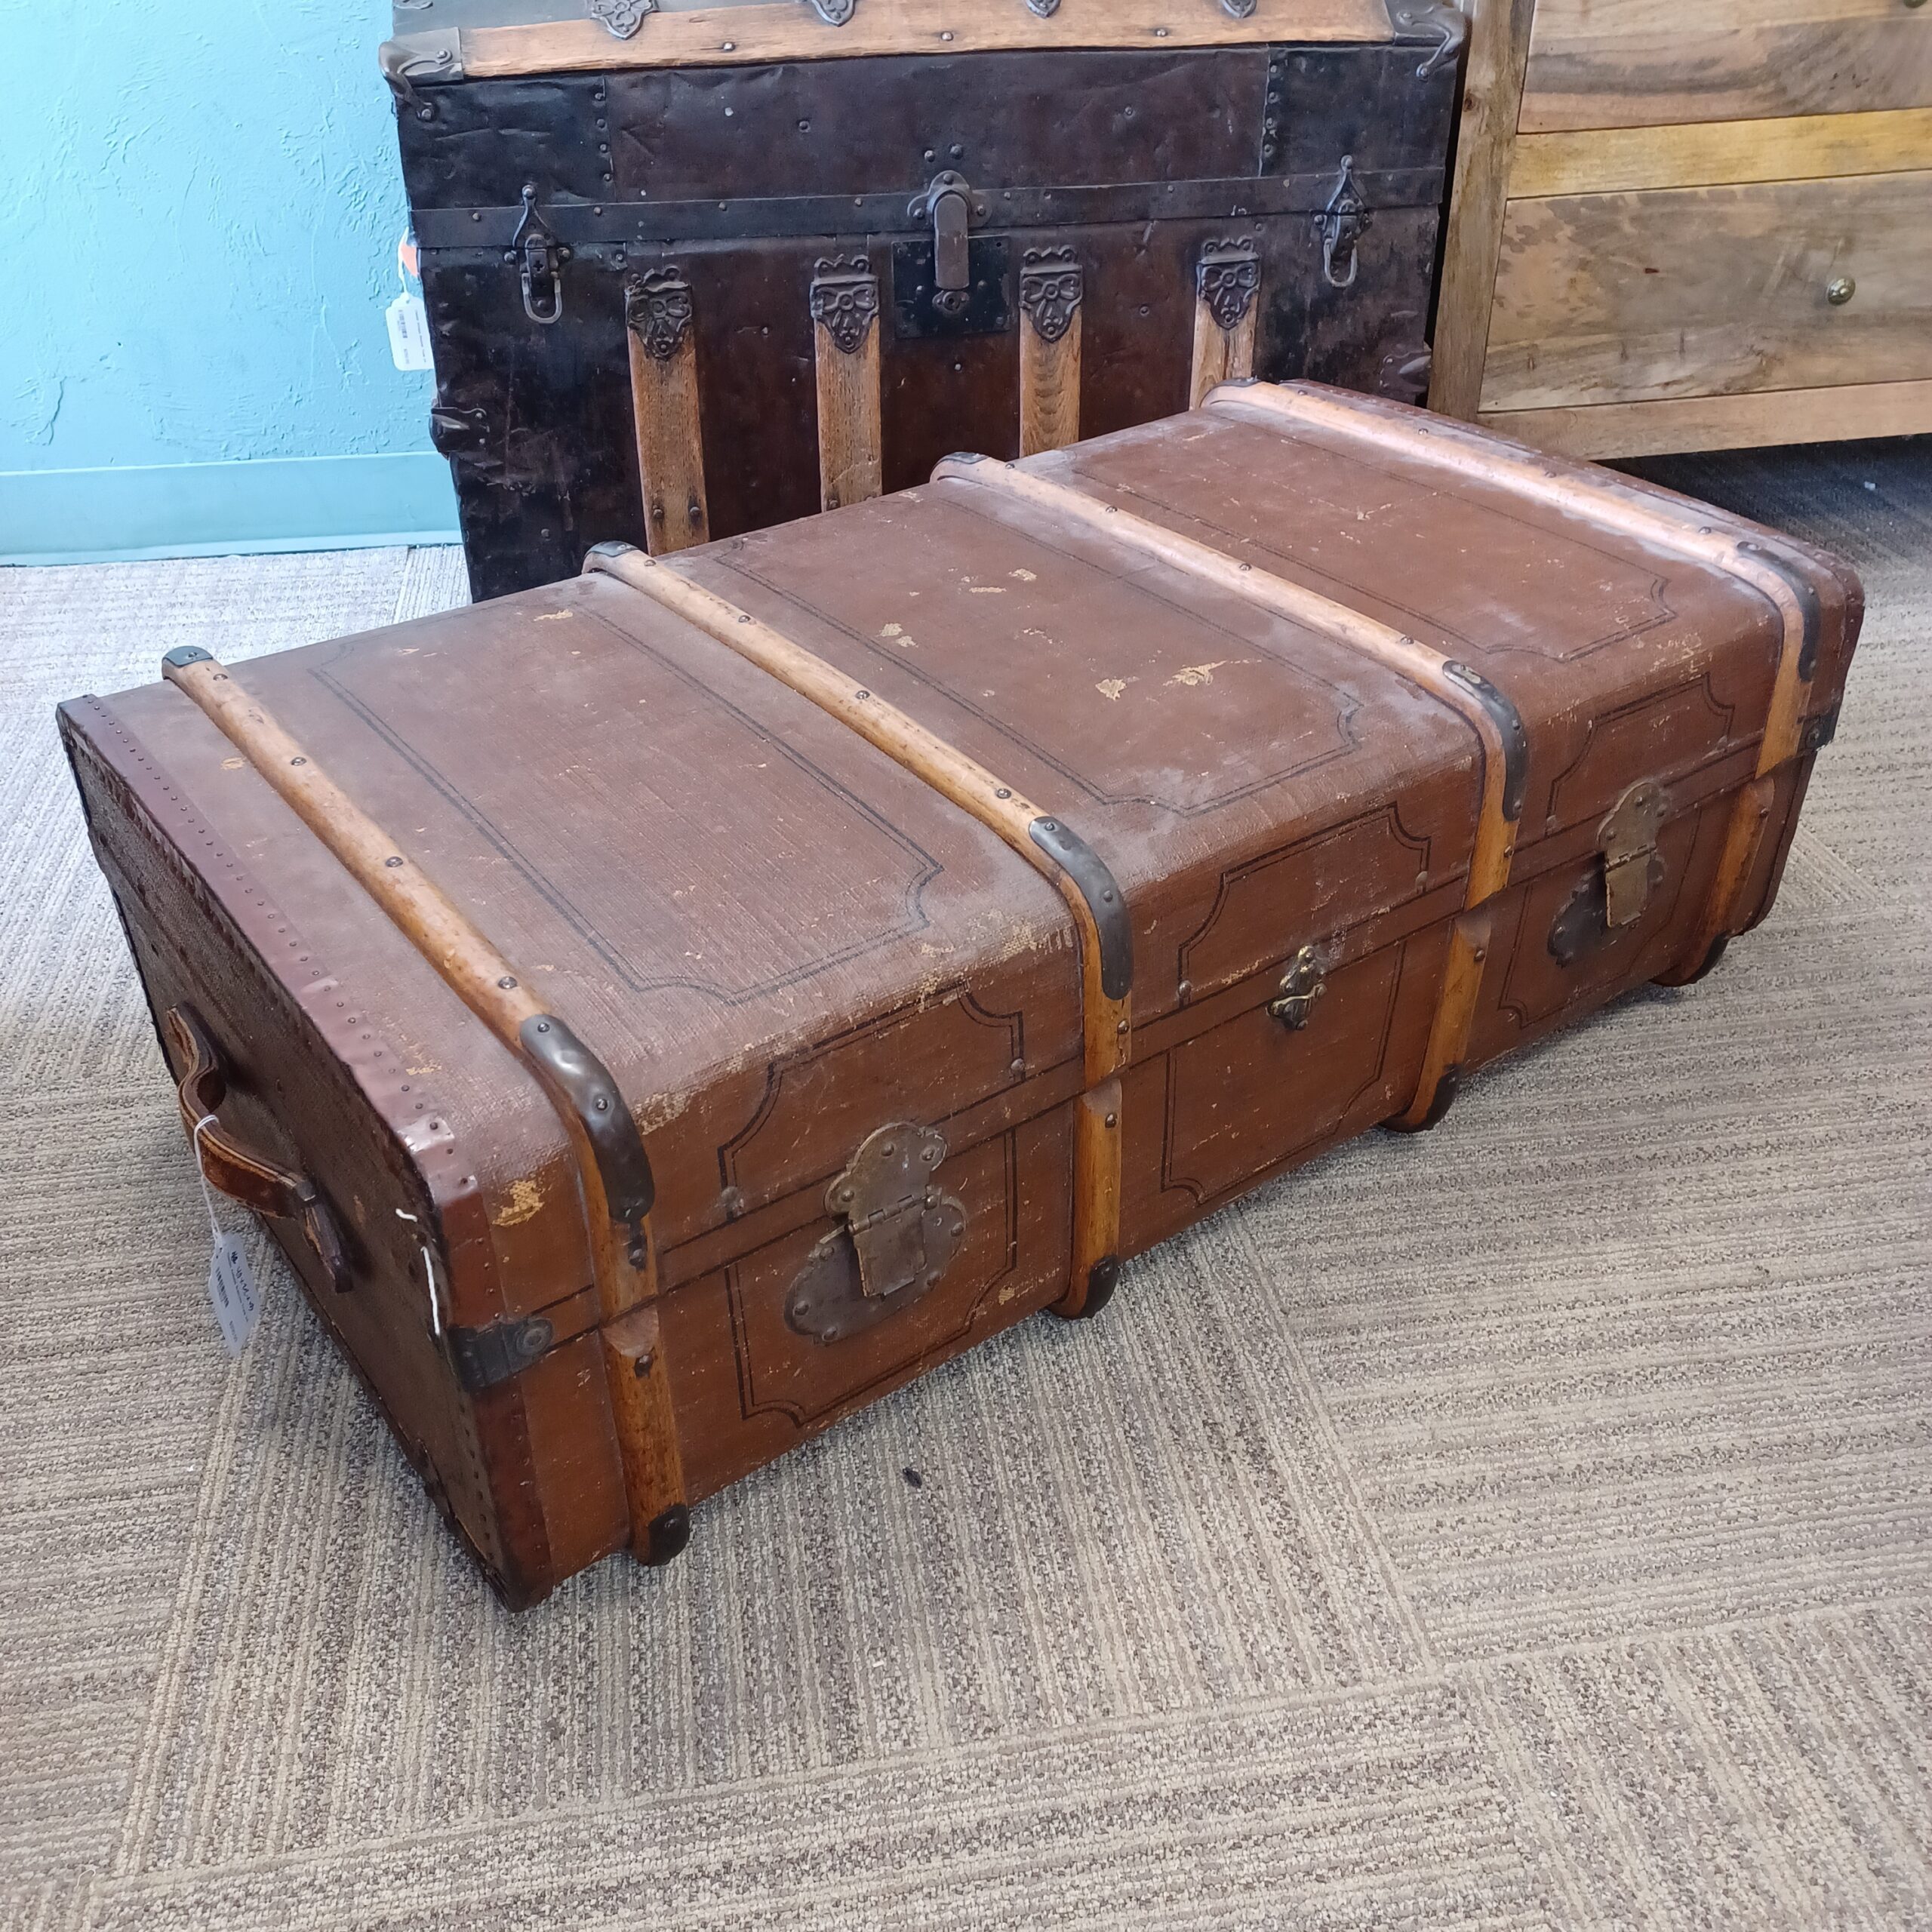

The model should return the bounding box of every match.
[911,171,977,315]
[511,184,567,326]
[626,266,694,361]
[1315,155,1371,289]
[1599,781,1669,929]
[809,257,880,355]
[1020,246,1084,343]
[1196,238,1261,332]
[1267,945,1327,1030]
[785,1124,968,1343]
[589,0,656,35]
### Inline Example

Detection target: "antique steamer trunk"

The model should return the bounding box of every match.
[383,0,1466,598]
[60,386,1859,1607]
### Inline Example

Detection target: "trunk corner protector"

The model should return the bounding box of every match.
[1383,0,1468,78]
[1441,662,1529,823]
[380,30,464,106]
[518,1014,657,1254]
[1737,541,1824,684]
[1028,816,1134,999]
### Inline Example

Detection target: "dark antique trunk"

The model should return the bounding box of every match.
[388,2,1462,598]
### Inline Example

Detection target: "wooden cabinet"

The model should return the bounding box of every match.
[1432,0,1932,457]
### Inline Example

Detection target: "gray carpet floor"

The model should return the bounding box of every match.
[2,441,1928,1929]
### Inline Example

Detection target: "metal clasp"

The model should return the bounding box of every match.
[1267,944,1327,1031]
[912,171,974,316]
[1315,155,1371,291]
[1599,781,1669,929]
[510,183,567,327]
[785,1124,968,1343]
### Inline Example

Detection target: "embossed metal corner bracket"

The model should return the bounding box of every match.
[378,31,463,108]
[809,257,880,355]
[1197,238,1261,332]
[626,266,694,360]
[1384,0,1469,79]
[589,0,657,35]
[1020,246,1084,344]
[806,0,858,23]
[784,1125,968,1344]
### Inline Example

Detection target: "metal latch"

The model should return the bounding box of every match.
[1600,780,1669,929]
[912,171,974,316]
[785,1124,968,1343]
[509,183,568,326]
[428,403,489,457]
[1315,155,1371,290]
[1267,944,1327,1030]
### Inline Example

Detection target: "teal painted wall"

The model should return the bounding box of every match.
[0,0,458,561]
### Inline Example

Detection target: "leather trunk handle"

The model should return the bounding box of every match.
[165,1004,351,1294]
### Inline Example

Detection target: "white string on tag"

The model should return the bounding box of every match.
[396,1209,445,1336]
[191,1112,224,1243]
[192,1113,265,1356]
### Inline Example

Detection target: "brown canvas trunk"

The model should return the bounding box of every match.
[59,384,1860,1607]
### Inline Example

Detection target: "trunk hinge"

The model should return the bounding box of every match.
[446,1312,557,1392]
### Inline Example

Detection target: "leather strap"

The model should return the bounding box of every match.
[166,1003,351,1294]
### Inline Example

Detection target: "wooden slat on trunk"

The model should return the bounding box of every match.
[1019,247,1084,457]
[810,257,884,512]
[626,268,710,555]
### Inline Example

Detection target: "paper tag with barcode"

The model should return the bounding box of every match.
[207,1234,263,1356]
[386,291,435,371]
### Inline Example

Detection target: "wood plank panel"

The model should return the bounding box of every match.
[810,259,884,512]
[625,269,710,555]
[1481,171,1932,412]
[1429,0,1537,420]
[1521,3,1932,133]
[1019,248,1084,457]
[1188,243,1260,409]
[454,0,1390,78]
[1512,109,1932,198]
[1478,378,1932,460]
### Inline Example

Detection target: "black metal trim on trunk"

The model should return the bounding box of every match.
[1027,816,1134,1001]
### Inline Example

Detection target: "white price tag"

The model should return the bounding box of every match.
[386,291,435,372]
[207,1233,263,1357]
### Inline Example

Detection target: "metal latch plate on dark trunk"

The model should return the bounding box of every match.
[891,238,1013,339]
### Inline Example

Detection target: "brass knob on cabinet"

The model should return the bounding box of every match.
[1826,275,1857,306]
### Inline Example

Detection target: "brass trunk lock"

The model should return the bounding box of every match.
[1268,943,1327,1030]
[1599,780,1669,929]
[784,1124,968,1343]
[1548,780,1671,963]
